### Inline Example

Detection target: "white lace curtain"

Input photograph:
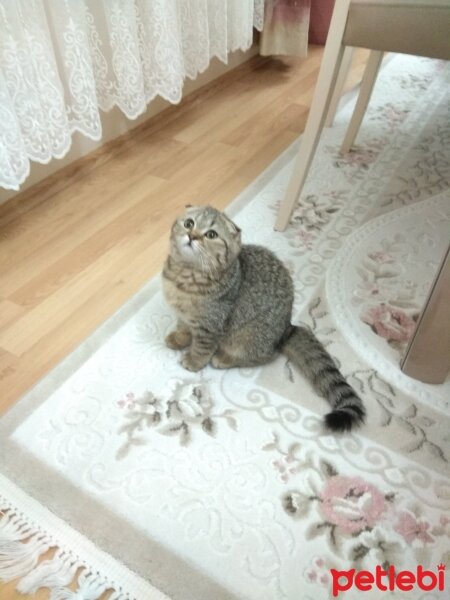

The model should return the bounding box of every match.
[0,0,264,191]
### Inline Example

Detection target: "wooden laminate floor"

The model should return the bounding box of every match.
[0,45,368,600]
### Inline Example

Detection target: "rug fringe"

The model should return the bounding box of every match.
[47,570,111,600]
[16,551,78,595]
[0,508,123,599]
[0,509,51,580]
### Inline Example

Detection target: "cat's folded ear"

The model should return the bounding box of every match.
[223,214,241,236]
[185,204,203,213]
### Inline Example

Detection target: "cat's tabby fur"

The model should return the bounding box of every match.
[163,206,365,432]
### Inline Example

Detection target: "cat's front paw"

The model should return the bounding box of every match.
[165,330,191,350]
[181,352,207,372]
[211,352,234,369]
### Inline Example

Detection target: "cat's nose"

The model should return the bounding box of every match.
[188,231,201,242]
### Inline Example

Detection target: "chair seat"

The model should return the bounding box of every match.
[344,0,450,59]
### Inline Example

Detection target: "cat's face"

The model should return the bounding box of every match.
[170,206,241,271]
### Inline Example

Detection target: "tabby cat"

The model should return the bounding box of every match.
[162,206,365,432]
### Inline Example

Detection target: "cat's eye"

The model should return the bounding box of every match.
[183,218,194,229]
[205,230,218,239]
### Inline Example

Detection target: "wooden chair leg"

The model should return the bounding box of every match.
[401,246,450,384]
[340,50,384,154]
[275,0,351,232]
[325,46,355,127]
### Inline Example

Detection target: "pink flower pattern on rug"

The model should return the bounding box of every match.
[304,556,333,588]
[269,191,349,255]
[116,382,238,457]
[326,144,381,182]
[361,303,417,344]
[368,251,394,264]
[370,103,410,133]
[351,235,431,353]
[394,511,434,545]
[320,476,387,535]
[263,432,450,575]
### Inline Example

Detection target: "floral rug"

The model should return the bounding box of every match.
[327,194,450,408]
[0,54,449,600]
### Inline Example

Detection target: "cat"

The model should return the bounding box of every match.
[162,205,365,432]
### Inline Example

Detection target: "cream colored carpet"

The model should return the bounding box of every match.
[1,54,449,600]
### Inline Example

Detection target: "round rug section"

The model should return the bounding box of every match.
[326,193,450,412]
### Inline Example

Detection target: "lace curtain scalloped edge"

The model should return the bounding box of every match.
[0,0,264,191]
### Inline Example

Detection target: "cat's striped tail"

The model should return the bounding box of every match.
[280,325,365,432]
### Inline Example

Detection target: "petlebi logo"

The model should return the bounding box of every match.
[330,564,446,597]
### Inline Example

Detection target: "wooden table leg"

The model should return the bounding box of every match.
[401,245,450,384]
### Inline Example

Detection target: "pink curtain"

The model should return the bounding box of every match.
[260,0,311,57]
[309,0,335,44]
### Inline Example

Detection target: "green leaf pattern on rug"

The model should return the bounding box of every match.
[283,295,449,466]
[116,381,238,458]
[326,141,384,182]
[269,191,349,255]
